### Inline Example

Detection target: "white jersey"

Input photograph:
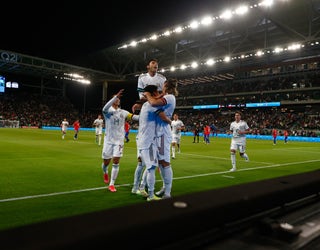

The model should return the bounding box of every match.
[171,119,184,137]
[155,94,176,138]
[137,101,158,149]
[102,96,130,145]
[93,118,104,135]
[61,121,69,131]
[230,120,249,143]
[137,72,166,99]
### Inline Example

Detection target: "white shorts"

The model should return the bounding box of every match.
[102,143,124,159]
[96,128,103,135]
[171,134,181,144]
[157,134,171,163]
[138,143,158,170]
[230,138,246,153]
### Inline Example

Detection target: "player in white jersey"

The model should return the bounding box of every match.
[132,85,172,201]
[93,114,104,146]
[144,79,178,199]
[60,118,69,139]
[229,111,250,172]
[101,89,139,192]
[171,113,185,159]
[132,58,166,113]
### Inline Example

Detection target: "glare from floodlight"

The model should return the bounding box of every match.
[224,56,231,62]
[220,10,232,19]
[170,66,176,71]
[256,50,264,56]
[174,26,183,33]
[141,38,147,43]
[260,0,273,7]
[164,30,171,36]
[150,34,157,40]
[288,43,301,50]
[130,41,137,47]
[190,21,199,29]
[235,6,249,15]
[206,59,215,65]
[180,64,187,70]
[274,47,283,53]
[191,62,198,68]
[201,16,213,26]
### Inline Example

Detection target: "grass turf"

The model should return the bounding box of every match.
[0,128,319,231]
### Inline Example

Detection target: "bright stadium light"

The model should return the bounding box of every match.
[201,16,213,26]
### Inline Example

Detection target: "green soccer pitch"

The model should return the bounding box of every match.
[0,128,319,231]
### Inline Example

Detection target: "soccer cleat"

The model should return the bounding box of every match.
[131,188,138,194]
[147,195,161,201]
[230,168,237,172]
[103,173,109,184]
[136,189,149,197]
[155,188,165,197]
[108,185,117,192]
[245,157,249,162]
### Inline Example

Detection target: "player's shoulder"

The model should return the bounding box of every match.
[156,73,166,81]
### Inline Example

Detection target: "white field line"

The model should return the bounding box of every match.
[0,159,319,203]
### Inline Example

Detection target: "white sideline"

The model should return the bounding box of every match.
[0,159,319,203]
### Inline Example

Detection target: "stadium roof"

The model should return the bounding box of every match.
[1,0,320,85]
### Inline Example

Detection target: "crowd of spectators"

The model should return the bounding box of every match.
[0,71,319,137]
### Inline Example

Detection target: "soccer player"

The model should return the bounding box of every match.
[229,111,250,172]
[124,121,130,143]
[101,89,139,192]
[193,123,200,143]
[272,128,278,145]
[203,123,211,145]
[144,79,177,199]
[60,118,69,139]
[93,114,104,146]
[171,113,185,159]
[73,119,80,140]
[132,58,166,113]
[284,129,289,144]
[134,85,172,201]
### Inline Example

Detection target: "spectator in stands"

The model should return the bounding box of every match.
[229,111,250,172]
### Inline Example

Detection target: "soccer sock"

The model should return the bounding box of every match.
[133,162,144,190]
[162,165,173,197]
[102,163,108,174]
[139,168,147,190]
[146,167,156,198]
[172,147,175,158]
[109,163,119,186]
[241,153,249,160]
[98,135,102,145]
[231,153,236,168]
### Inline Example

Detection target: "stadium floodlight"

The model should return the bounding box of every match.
[260,0,274,7]
[235,5,249,15]
[170,66,176,71]
[180,64,187,70]
[206,58,215,66]
[224,56,231,62]
[62,73,91,84]
[174,26,183,33]
[189,21,199,29]
[220,10,233,20]
[130,41,137,47]
[150,34,157,40]
[191,62,198,68]
[163,30,171,36]
[201,16,213,26]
